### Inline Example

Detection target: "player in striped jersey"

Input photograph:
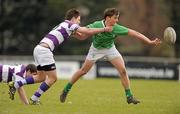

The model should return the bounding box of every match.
[0,64,37,104]
[9,8,112,105]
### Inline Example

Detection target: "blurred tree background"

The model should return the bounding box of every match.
[0,0,179,57]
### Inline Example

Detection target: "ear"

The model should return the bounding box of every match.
[106,16,111,21]
[71,17,76,22]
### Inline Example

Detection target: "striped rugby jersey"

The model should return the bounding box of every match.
[40,20,80,51]
[0,64,26,83]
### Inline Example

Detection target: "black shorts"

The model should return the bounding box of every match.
[37,63,56,71]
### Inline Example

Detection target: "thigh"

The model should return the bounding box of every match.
[33,71,46,82]
[81,59,95,72]
[109,55,126,71]
[44,70,57,78]
[41,70,57,86]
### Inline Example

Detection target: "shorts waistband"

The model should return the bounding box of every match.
[38,43,52,51]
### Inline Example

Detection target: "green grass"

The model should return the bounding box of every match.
[0,79,180,114]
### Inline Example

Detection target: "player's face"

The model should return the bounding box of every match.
[72,16,81,24]
[108,15,119,26]
[25,71,37,77]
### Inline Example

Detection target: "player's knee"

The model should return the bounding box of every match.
[80,68,88,75]
[120,68,127,77]
[53,76,58,82]
[48,75,57,84]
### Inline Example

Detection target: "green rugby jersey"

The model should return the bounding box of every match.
[87,20,129,49]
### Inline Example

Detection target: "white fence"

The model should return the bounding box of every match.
[0,55,180,80]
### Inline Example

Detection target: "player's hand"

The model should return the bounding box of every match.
[150,38,162,45]
[104,26,113,32]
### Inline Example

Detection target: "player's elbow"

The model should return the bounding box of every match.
[77,36,87,40]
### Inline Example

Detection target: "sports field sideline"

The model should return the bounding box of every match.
[0,78,180,114]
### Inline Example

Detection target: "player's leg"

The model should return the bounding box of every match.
[109,56,140,104]
[30,67,57,105]
[60,44,104,103]
[29,45,56,104]
[60,59,94,103]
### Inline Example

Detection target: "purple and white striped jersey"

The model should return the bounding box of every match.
[0,64,26,83]
[40,20,80,51]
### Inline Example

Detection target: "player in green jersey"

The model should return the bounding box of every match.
[60,8,161,104]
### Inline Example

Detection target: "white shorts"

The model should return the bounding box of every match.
[33,45,55,66]
[86,44,121,62]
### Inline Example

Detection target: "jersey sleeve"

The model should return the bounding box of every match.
[86,22,96,28]
[14,75,24,81]
[70,24,80,31]
[113,24,129,36]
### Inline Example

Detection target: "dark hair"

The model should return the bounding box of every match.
[65,8,80,20]
[26,64,37,73]
[104,8,119,19]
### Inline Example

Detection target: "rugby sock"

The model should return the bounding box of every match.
[14,76,34,89]
[31,82,49,101]
[125,89,133,97]
[64,82,72,92]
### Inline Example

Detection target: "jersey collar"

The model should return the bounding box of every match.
[101,20,106,27]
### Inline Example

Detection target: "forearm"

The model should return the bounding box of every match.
[77,27,105,35]
[73,32,91,40]
[18,87,29,105]
[88,28,105,35]
[128,29,151,44]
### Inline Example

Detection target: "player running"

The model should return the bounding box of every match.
[60,8,161,104]
[8,8,112,105]
[0,64,37,105]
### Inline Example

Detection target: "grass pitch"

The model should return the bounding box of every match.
[0,79,180,114]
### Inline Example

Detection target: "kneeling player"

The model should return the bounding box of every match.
[0,64,37,105]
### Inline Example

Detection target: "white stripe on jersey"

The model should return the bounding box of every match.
[70,24,80,31]
[40,20,80,51]
[1,65,24,83]
[2,65,9,82]
[40,38,55,50]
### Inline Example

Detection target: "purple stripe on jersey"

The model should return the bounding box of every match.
[45,34,59,46]
[65,20,73,28]
[7,68,15,82]
[57,27,69,41]
[16,65,26,78]
[0,65,2,82]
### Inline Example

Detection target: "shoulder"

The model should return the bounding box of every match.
[87,20,103,28]
[113,24,128,30]
[92,20,103,25]
[112,23,129,35]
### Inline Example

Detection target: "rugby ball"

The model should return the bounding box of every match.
[164,27,176,44]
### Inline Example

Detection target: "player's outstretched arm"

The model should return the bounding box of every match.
[72,32,91,40]
[74,26,112,40]
[77,26,112,35]
[17,87,29,105]
[128,29,161,45]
